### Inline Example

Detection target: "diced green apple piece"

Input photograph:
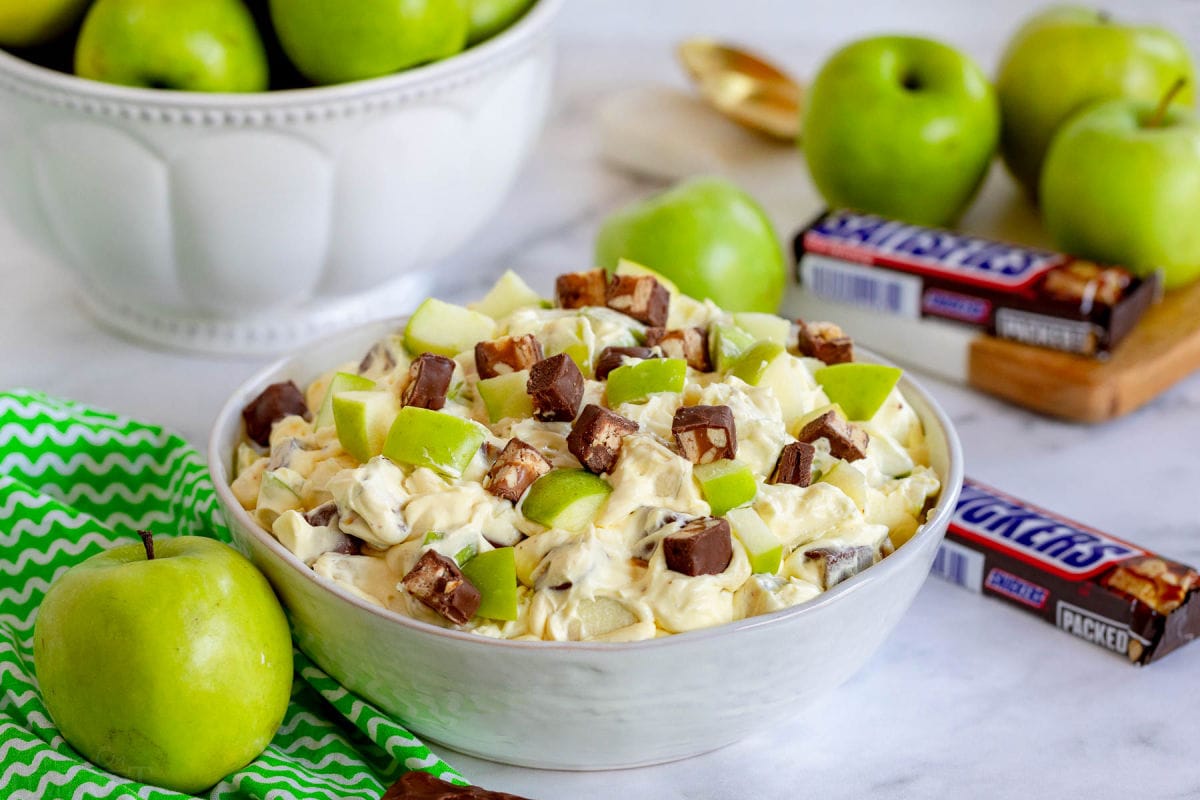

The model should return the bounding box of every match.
[521,469,612,531]
[382,406,486,478]
[726,507,783,574]
[733,312,791,346]
[693,459,757,516]
[257,468,303,518]
[513,540,541,588]
[709,323,757,372]
[404,298,497,357]
[315,371,376,429]
[461,547,519,621]
[477,370,534,423]
[814,363,903,421]
[820,462,869,510]
[333,390,399,463]
[606,358,687,407]
[730,341,785,385]
[542,316,593,373]
[753,350,819,431]
[470,270,548,320]
[574,596,639,639]
[613,258,681,294]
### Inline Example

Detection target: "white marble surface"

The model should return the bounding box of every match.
[4,3,1200,798]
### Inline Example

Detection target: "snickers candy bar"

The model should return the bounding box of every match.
[663,517,733,576]
[594,345,656,380]
[797,410,869,462]
[303,502,361,555]
[474,334,544,379]
[568,404,639,474]
[401,550,481,625]
[805,546,874,589]
[555,269,608,309]
[646,327,711,371]
[671,405,736,464]
[771,441,815,487]
[606,274,669,327]
[796,319,853,365]
[527,353,584,422]
[383,771,531,800]
[242,381,310,446]
[402,353,455,410]
[484,438,551,503]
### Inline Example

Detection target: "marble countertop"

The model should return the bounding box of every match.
[4,5,1200,798]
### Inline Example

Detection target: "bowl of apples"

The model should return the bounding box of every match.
[0,0,562,353]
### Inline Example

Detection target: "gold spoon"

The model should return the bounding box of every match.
[677,38,803,141]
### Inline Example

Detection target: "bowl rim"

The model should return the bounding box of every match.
[0,0,562,109]
[208,314,965,654]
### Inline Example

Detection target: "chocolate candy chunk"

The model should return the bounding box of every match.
[646,326,711,371]
[606,274,669,327]
[663,517,733,576]
[771,441,815,487]
[484,438,552,503]
[527,353,584,422]
[474,334,545,379]
[356,337,400,377]
[242,381,310,447]
[797,410,869,462]
[805,546,875,589]
[594,345,656,380]
[383,771,531,800]
[303,501,340,529]
[672,405,737,464]
[401,550,481,625]
[401,353,455,410]
[555,269,608,309]
[797,319,853,365]
[567,404,639,474]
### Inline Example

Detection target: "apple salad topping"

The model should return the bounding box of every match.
[232,263,940,641]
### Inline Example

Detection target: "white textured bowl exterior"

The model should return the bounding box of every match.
[208,319,964,769]
[0,2,559,352]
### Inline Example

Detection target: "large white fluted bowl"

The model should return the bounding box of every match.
[0,1,560,354]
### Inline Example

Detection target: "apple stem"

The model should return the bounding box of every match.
[1147,78,1188,128]
[138,530,156,561]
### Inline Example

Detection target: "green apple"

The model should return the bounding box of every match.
[75,0,268,92]
[574,596,639,639]
[383,406,486,478]
[255,467,304,526]
[693,459,757,516]
[726,507,782,574]
[814,363,902,421]
[803,35,999,227]
[997,5,1195,196]
[1041,92,1200,290]
[269,0,468,85]
[709,323,757,372]
[315,371,376,429]
[333,390,399,463]
[595,177,786,313]
[34,534,292,794]
[467,0,534,45]
[460,547,518,620]
[730,341,786,385]
[405,297,497,358]
[733,345,813,429]
[732,312,790,346]
[606,358,687,407]
[0,0,89,48]
[470,269,547,321]
[521,469,612,531]
[541,316,595,374]
[477,369,534,423]
[820,462,869,510]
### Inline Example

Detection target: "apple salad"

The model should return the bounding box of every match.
[231,264,940,642]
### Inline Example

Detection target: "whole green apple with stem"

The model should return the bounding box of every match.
[33,533,293,794]
[74,0,268,92]
[802,35,999,227]
[1041,80,1200,291]
[997,5,1195,197]
[0,0,89,48]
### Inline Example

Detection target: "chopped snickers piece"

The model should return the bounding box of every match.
[242,381,310,446]
[797,410,869,462]
[383,771,531,800]
[671,405,737,464]
[401,353,455,410]
[771,441,815,486]
[567,404,639,474]
[606,274,669,327]
[527,353,584,422]
[805,546,875,589]
[594,345,656,380]
[663,517,733,576]
[356,336,401,378]
[555,269,608,309]
[474,334,544,379]
[797,319,853,365]
[401,550,481,625]
[303,501,339,528]
[484,438,552,503]
[646,327,711,371]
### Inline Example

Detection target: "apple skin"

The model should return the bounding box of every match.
[74,0,268,92]
[467,0,535,45]
[1041,98,1200,291]
[997,5,1195,197]
[802,35,999,227]
[595,177,785,313]
[0,0,89,48]
[33,536,293,794]
[269,0,469,85]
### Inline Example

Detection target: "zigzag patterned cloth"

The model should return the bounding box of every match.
[0,390,463,798]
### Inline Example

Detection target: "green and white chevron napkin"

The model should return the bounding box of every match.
[0,389,463,799]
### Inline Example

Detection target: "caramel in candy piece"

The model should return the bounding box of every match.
[646,326,711,371]
[401,353,455,410]
[555,269,608,309]
[568,404,639,474]
[797,409,869,462]
[664,517,733,577]
[671,405,736,464]
[401,550,481,625]
[606,274,669,327]
[527,353,584,422]
[797,319,853,366]
[771,441,815,487]
[484,438,552,503]
[242,381,310,446]
[594,345,656,380]
[474,334,544,380]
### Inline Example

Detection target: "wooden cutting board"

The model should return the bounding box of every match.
[599,86,1200,423]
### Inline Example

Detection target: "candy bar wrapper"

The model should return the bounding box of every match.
[794,209,1161,357]
[932,478,1200,665]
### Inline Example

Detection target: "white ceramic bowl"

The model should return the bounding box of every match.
[208,318,964,770]
[0,2,560,354]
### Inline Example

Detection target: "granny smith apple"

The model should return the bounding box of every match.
[0,0,89,48]
[405,297,497,358]
[477,369,534,423]
[522,469,611,531]
[803,35,999,227]
[732,312,790,346]
[74,0,268,92]
[814,363,902,421]
[269,0,469,85]
[820,462,869,510]
[334,390,399,463]
[606,358,687,407]
[997,5,1195,197]
[726,506,782,574]
[383,406,486,478]
[595,177,786,313]
[709,323,757,373]
[470,269,547,321]
[731,344,812,428]
[1041,91,1200,290]
[693,459,757,517]
[34,533,292,794]
[730,341,786,386]
[461,547,518,620]
[467,0,534,45]
[315,372,376,429]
